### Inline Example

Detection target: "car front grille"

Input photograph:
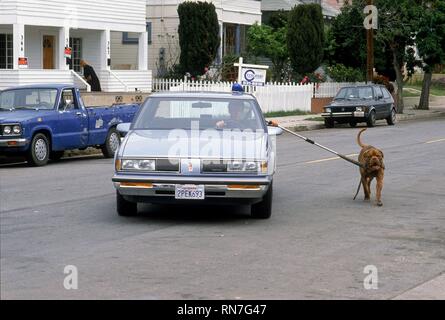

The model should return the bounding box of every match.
[332,107,357,113]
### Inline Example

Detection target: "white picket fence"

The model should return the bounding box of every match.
[153,79,313,112]
[152,79,365,113]
[314,82,366,98]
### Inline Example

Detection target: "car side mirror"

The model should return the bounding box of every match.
[117,123,131,136]
[268,126,283,136]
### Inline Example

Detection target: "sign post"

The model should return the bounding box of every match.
[234,57,269,87]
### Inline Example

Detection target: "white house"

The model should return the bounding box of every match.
[0,0,152,92]
[111,0,262,77]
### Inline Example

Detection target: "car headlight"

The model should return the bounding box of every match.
[12,125,21,134]
[356,107,363,112]
[325,107,331,113]
[121,159,156,171]
[227,160,260,173]
[3,126,12,135]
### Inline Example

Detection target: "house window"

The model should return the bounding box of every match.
[69,37,82,73]
[0,34,13,69]
[122,22,152,44]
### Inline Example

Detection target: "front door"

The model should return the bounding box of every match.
[43,35,55,69]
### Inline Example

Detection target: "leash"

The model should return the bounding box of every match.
[267,120,365,169]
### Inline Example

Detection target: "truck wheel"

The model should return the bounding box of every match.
[116,191,138,216]
[251,183,273,219]
[386,108,396,126]
[324,119,334,128]
[50,151,64,161]
[366,110,376,127]
[27,133,50,166]
[102,128,121,158]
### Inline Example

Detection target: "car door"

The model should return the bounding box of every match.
[381,87,393,116]
[373,86,386,119]
[56,88,88,149]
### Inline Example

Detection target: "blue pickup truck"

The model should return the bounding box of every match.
[0,84,139,166]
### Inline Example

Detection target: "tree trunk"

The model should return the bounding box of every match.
[418,71,432,110]
[392,47,405,114]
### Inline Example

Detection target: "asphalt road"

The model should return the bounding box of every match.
[1,119,444,299]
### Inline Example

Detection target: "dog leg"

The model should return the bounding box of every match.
[376,172,384,206]
[362,177,370,201]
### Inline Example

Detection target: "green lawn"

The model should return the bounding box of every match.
[263,110,311,118]
[405,84,445,96]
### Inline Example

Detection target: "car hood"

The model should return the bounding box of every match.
[0,110,54,123]
[121,129,268,160]
[329,100,373,107]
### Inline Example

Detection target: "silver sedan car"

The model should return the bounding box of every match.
[112,91,282,219]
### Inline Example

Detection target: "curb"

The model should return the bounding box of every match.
[283,111,445,132]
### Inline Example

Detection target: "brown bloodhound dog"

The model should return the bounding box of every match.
[354,128,385,206]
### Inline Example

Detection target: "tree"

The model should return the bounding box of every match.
[374,0,421,113]
[416,0,445,110]
[177,1,220,77]
[247,23,289,81]
[287,3,325,76]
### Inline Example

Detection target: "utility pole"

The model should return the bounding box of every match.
[366,0,374,83]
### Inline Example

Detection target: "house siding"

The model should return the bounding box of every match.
[0,0,147,32]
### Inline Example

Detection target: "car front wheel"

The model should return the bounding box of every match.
[366,110,376,127]
[324,119,334,128]
[27,133,50,166]
[102,128,121,158]
[116,191,138,216]
[251,183,273,219]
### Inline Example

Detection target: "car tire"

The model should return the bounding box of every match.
[27,133,50,166]
[324,119,334,128]
[50,151,64,161]
[116,191,138,216]
[251,183,273,219]
[102,127,121,158]
[386,108,396,126]
[349,121,357,128]
[366,110,376,127]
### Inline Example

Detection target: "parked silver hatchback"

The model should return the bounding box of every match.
[112,90,282,219]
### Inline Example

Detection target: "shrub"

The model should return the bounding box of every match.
[327,64,365,82]
[177,1,220,77]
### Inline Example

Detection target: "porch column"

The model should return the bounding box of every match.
[58,26,70,70]
[218,22,223,64]
[12,23,25,70]
[235,24,241,55]
[100,29,111,70]
[138,31,148,71]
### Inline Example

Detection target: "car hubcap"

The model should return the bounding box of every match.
[109,133,120,153]
[35,139,47,161]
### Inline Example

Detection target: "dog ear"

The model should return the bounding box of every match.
[378,150,384,159]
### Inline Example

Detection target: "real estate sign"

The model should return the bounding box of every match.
[241,67,267,86]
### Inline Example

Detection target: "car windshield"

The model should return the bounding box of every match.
[133,97,264,131]
[334,87,374,100]
[0,88,58,110]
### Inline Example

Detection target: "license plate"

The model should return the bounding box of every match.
[354,111,365,117]
[175,184,205,200]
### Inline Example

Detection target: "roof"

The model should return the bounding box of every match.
[261,0,341,17]
[149,91,257,100]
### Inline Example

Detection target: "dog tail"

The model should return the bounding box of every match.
[357,128,368,148]
[353,179,361,200]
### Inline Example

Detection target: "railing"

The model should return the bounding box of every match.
[109,70,129,92]
[71,70,91,92]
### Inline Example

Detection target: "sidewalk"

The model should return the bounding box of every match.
[267,102,445,132]
[392,272,445,300]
